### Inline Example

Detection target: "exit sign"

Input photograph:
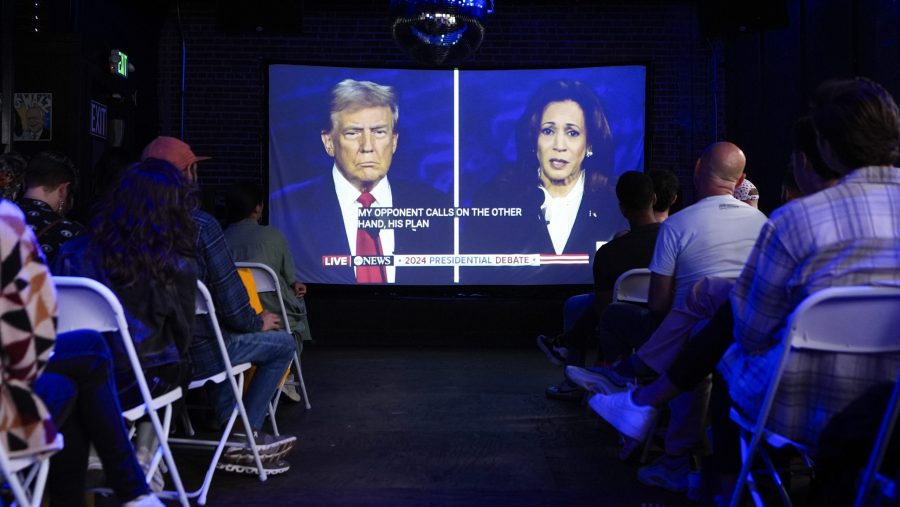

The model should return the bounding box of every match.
[110,49,129,78]
[90,101,107,139]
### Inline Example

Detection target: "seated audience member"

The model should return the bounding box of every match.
[647,169,680,222]
[567,142,767,491]
[0,199,162,506]
[223,182,313,402]
[732,178,760,209]
[71,146,135,224]
[583,115,839,392]
[0,151,28,201]
[141,136,297,475]
[591,77,900,501]
[54,159,199,486]
[54,159,197,404]
[538,171,660,401]
[568,142,766,392]
[16,150,83,265]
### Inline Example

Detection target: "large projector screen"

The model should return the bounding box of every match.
[268,64,646,286]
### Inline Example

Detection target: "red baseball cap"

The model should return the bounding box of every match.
[141,136,211,173]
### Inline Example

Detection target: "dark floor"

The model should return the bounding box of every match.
[168,346,688,507]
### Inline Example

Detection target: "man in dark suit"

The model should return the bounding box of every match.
[24,107,51,141]
[270,79,452,285]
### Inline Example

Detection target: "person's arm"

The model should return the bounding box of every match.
[731,220,794,353]
[274,228,306,298]
[647,221,677,318]
[0,202,56,383]
[196,213,264,333]
[648,272,675,318]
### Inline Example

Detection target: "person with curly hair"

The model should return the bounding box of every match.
[54,158,200,489]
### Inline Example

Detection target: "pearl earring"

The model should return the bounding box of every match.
[586,150,593,158]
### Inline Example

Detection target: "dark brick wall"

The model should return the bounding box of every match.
[155,1,719,207]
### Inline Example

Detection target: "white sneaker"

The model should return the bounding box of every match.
[123,494,165,507]
[565,365,635,394]
[281,382,302,403]
[588,387,657,441]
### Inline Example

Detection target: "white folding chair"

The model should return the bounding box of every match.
[53,276,190,507]
[168,280,267,505]
[0,433,63,507]
[729,286,900,507]
[612,268,652,304]
[235,262,311,412]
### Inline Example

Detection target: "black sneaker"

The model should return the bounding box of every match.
[536,334,568,366]
[545,379,585,402]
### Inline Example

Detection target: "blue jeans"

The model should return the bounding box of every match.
[559,293,598,367]
[34,329,149,506]
[563,293,594,332]
[596,301,657,363]
[189,330,294,430]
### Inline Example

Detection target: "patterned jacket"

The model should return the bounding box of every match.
[0,199,57,457]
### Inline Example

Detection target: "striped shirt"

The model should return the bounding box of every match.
[720,165,900,446]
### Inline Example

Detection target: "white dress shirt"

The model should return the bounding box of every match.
[540,171,585,254]
[333,165,396,283]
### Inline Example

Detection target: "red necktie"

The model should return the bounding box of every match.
[356,191,385,283]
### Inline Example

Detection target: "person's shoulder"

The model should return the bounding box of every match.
[627,221,662,237]
[57,233,89,254]
[604,222,659,248]
[766,190,822,227]
[659,205,692,229]
[262,223,288,240]
[192,208,219,226]
[193,208,225,237]
[192,208,215,221]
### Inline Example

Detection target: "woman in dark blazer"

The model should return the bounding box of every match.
[464,79,625,285]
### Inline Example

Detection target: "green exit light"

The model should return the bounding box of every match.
[110,49,129,78]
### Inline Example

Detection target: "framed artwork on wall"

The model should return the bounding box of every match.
[13,92,53,142]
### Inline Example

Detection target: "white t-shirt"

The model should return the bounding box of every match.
[649,194,767,307]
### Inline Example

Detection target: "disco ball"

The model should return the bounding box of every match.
[390,0,494,65]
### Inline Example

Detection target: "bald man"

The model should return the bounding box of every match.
[570,141,766,387]
[646,141,765,318]
[565,142,767,488]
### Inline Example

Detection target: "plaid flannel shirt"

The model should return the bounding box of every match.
[192,210,262,339]
[720,166,900,446]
